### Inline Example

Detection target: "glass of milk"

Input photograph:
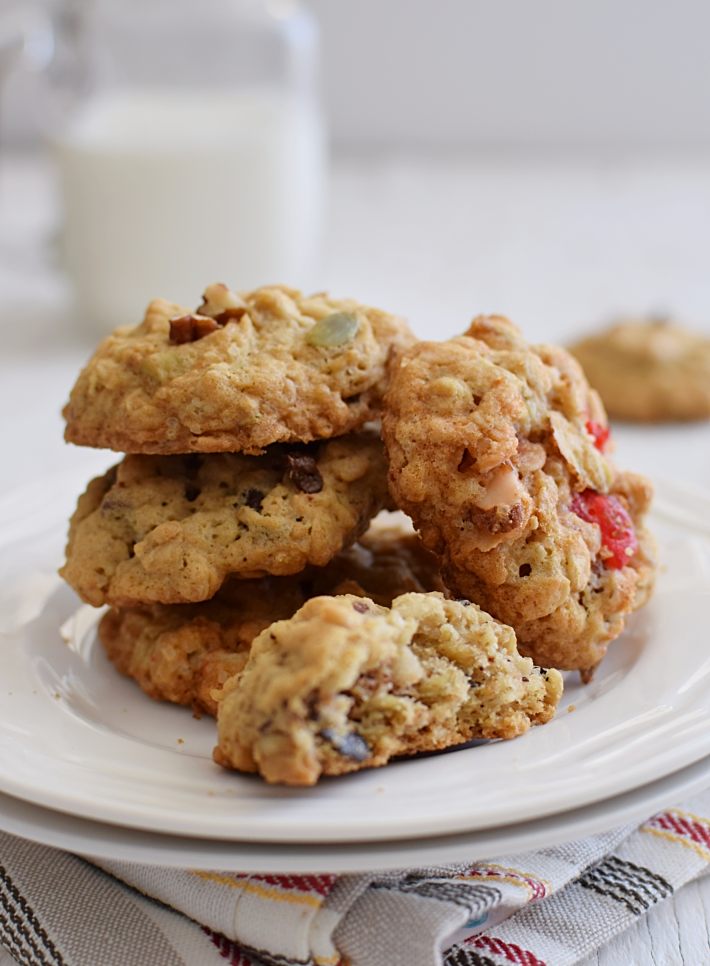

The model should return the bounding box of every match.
[52,0,327,332]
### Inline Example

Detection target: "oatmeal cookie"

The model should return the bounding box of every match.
[570,317,710,422]
[213,592,563,785]
[382,315,657,676]
[99,577,304,717]
[61,432,388,607]
[99,519,444,716]
[63,284,414,454]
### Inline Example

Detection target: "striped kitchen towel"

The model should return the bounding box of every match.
[0,792,708,966]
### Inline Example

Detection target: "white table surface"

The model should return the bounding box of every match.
[1,152,708,965]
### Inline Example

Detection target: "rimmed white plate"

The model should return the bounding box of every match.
[0,471,708,844]
[1,754,708,873]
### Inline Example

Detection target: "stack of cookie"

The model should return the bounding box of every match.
[61,283,415,714]
[60,286,655,786]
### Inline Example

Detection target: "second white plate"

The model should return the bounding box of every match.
[1,753,708,873]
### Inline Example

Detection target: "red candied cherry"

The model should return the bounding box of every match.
[570,489,638,569]
[585,419,610,452]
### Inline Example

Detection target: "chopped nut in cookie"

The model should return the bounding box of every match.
[169,314,219,344]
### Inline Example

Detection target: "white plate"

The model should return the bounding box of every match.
[1,754,708,873]
[0,471,709,844]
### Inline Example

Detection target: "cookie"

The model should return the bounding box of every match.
[570,318,710,422]
[382,315,657,676]
[99,577,303,717]
[61,432,388,607]
[99,520,444,716]
[63,284,414,454]
[213,592,563,785]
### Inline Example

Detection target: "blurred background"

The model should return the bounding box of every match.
[2,0,710,490]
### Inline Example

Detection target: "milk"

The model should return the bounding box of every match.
[55,90,327,331]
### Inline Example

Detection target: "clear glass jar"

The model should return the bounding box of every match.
[53,0,327,330]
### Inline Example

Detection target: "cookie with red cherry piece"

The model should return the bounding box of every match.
[63,283,414,455]
[382,315,657,678]
[570,317,710,422]
[213,592,563,785]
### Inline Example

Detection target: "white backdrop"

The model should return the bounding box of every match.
[308,0,710,150]
[4,0,710,151]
